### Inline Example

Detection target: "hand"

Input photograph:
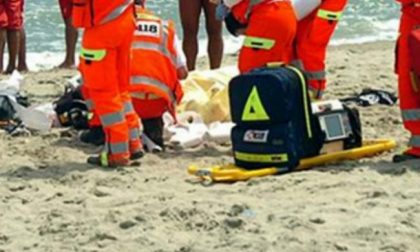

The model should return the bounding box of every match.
[209,0,221,4]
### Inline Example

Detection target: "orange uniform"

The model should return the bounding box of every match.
[396,0,420,157]
[130,8,183,120]
[231,0,297,73]
[73,0,142,166]
[293,0,348,99]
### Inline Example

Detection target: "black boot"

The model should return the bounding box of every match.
[80,127,105,146]
[87,154,129,168]
[393,153,420,163]
[142,117,165,150]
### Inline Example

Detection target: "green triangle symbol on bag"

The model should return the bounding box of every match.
[241,86,270,121]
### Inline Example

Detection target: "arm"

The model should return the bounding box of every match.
[173,34,189,80]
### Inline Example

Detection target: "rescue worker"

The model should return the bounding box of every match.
[72,0,143,167]
[130,0,187,148]
[222,0,297,73]
[393,0,420,162]
[293,0,348,99]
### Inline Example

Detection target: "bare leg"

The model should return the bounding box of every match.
[179,0,202,71]
[17,28,28,72]
[5,29,20,74]
[203,0,223,69]
[0,29,6,73]
[58,17,78,69]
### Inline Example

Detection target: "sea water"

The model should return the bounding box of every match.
[22,0,400,71]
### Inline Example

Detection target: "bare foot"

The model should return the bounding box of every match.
[17,63,29,73]
[57,61,76,69]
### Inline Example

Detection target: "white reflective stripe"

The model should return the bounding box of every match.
[100,111,125,127]
[130,128,140,140]
[306,70,326,80]
[409,135,420,147]
[109,142,130,154]
[85,99,94,110]
[100,0,133,25]
[131,92,161,100]
[132,41,160,51]
[123,102,135,114]
[402,109,420,121]
[246,0,264,18]
[131,76,176,104]
[291,59,304,70]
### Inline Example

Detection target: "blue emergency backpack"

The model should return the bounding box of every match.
[229,65,325,171]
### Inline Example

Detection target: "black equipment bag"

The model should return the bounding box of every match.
[229,65,324,170]
[53,86,90,130]
[343,105,362,150]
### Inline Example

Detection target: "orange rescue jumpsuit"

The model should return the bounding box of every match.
[231,0,297,73]
[293,0,348,99]
[73,0,142,166]
[130,8,183,120]
[396,0,420,156]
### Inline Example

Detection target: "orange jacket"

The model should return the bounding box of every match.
[130,8,183,112]
[72,0,134,28]
[231,0,271,24]
[397,0,420,18]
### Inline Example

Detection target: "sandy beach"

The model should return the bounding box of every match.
[1,41,420,252]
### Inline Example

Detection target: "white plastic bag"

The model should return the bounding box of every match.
[0,71,23,96]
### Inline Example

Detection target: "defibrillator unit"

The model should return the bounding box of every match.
[312,100,362,153]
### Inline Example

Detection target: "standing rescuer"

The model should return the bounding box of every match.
[393,0,420,162]
[223,0,297,73]
[130,1,187,148]
[293,0,348,100]
[72,0,143,167]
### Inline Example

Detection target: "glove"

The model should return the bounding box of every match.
[216,2,230,21]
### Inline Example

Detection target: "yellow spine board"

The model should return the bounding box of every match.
[188,139,397,182]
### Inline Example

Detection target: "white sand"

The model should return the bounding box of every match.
[1,42,420,252]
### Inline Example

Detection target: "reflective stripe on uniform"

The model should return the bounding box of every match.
[137,12,160,21]
[291,59,304,70]
[101,0,133,25]
[130,128,140,140]
[243,36,275,50]
[100,151,109,167]
[123,102,135,114]
[402,109,420,121]
[132,20,177,66]
[109,142,130,154]
[245,0,264,18]
[131,41,176,65]
[100,111,125,127]
[317,9,343,21]
[131,92,161,100]
[131,76,176,104]
[80,48,106,61]
[409,135,420,147]
[85,99,94,110]
[306,70,326,80]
